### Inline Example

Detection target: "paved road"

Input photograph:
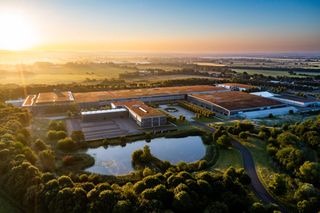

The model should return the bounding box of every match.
[192,121,287,212]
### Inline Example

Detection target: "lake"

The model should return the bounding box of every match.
[84,136,206,175]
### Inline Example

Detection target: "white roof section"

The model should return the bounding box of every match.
[250,91,275,98]
[239,106,297,119]
[81,108,127,115]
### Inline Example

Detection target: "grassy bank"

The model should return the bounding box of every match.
[211,147,243,171]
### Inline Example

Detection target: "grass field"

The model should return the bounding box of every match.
[135,64,183,71]
[211,147,242,171]
[127,74,217,82]
[233,68,319,77]
[253,113,318,126]
[0,63,185,85]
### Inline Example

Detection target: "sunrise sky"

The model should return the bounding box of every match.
[1,0,320,53]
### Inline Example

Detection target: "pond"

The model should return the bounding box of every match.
[84,136,206,175]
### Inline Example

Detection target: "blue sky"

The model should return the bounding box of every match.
[1,0,320,52]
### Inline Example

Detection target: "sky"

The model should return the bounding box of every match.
[1,0,320,53]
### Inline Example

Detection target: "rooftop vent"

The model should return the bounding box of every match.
[139,107,148,113]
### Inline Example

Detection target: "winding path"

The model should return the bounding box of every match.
[192,121,287,212]
[231,140,286,212]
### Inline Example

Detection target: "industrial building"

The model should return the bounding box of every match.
[23,85,226,128]
[112,100,167,128]
[188,91,296,118]
[22,91,76,114]
[72,85,227,108]
[251,91,320,109]
[22,84,309,124]
[216,83,257,91]
[81,108,128,122]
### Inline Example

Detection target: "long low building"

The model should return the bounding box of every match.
[251,91,320,108]
[72,85,227,108]
[23,85,227,110]
[216,83,257,91]
[81,108,128,122]
[23,85,226,128]
[111,100,167,128]
[22,84,301,122]
[23,91,76,114]
[188,91,295,118]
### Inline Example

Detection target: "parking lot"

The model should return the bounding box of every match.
[158,104,195,121]
[66,118,142,141]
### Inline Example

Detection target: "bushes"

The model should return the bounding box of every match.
[48,121,66,131]
[47,130,67,141]
[57,137,77,151]
[38,150,55,172]
[71,130,85,142]
[216,135,231,148]
[275,146,304,171]
[228,121,255,135]
[178,101,215,117]
[298,161,320,185]
[239,131,249,139]
[268,174,287,195]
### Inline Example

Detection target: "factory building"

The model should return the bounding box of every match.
[81,108,128,122]
[188,91,295,118]
[22,91,76,114]
[112,100,167,128]
[216,83,257,91]
[251,91,320,111]
[72,85,227,108]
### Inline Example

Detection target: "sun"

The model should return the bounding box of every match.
[0,11,39,51]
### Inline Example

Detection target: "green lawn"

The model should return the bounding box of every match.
[211,147,243,171]
[233,68,307,77]
[254,114,318,126]
[192,116,220,123]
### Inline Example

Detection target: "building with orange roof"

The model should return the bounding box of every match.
[111,100,167,128]
[188,91,296,118]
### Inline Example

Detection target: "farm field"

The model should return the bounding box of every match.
[0,63,186,85]
[233,68,319,77]
[126,74,218,82]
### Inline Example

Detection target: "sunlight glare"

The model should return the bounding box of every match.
[0,11,39,50]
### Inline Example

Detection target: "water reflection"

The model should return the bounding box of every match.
[84,136,206,175]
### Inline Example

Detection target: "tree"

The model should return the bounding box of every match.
[204,201,229,213]
[57,137,76,151]
[71,130,85,142]
[33,139,47,152]
[113,200,132,213]
[297,197,320,213]
[294,183,319,202]
[216,135,231,148]
[48,121,66,131]
[275,147,304,171]
[173,190,195,212]
[276,132,299,147]
[268,174,287,195]
[47,130,67,141]
[303,131,320,148]
[239,132,248,139]
[250,202,266,213]
[39,150,55,172]
[299,161,320,185]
